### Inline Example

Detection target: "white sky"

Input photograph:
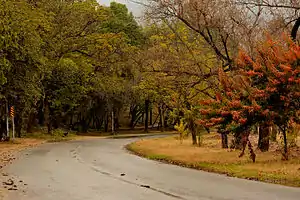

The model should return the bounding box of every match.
[97,0,143,17]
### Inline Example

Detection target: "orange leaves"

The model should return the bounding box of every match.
[226,91,233,97]
[216,92,222,101]
[229,100,242,108]
[231,111,241,121]
[220,110,230,116]
[252,89,266,98]
[238,118,247,124]
[196,119,206,125]
[269,78,280,85]
[295,78,300,84]
[288,77,294,82]
[199,35,299,133]
[295,92,300,97]
[262,109,269,116]
[237,50,253,67]
[200,109,211,115]
[293,46,300,59]
[266,87,277,93]
[199,99,215,105]
[245,70,263,77]
[210,117,223,124]
[279,64,292,72]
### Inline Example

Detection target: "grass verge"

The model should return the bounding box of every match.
[126,134,300,187]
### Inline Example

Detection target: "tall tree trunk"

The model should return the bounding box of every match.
[15,115,22,138]
[69,113,73,130]
[111,110,114,134]
[104,113,109,132]
[191,131,197,145]
[159,105,165,132]
[282,125,288,160]
[152,113,159,129]
[188,119,197,145]
[38,100,44,126]
[133,114,143,129]
[130,106,137,128]
[115,116,119,132]
[149,107,152,126]
[144,99,150,132]
[44,97,51,134]
[258,123,270,152]
[291,17,300,41]
[26,111,35,133]
[221,131,228,148]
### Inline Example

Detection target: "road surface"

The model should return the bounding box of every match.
[2,137,300,200]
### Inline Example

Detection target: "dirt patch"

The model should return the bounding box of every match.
[127,134,300,187]
[0,139,45,170]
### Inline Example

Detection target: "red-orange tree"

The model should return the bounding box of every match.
[198,36,300,160]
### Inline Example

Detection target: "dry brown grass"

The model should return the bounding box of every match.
[128,133,300,187]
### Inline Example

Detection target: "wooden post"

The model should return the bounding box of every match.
[12,117,15,139]
[10,106,15,139]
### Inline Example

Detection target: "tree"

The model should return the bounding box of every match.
[0,0,144,137]
[198,35,300,160]
[133,21,217,143]
[0,0,49,137]
[102,2,144,46]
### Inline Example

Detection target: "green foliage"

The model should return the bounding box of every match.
[101,2,145,46]
[0,0,144,137]
[174,119,189,143]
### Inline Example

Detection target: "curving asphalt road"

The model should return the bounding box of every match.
[2,137,300,200]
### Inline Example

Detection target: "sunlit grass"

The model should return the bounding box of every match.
[127,134,300,187]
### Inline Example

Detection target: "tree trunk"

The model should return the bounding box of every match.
[104,113,109,132]
[159,105,165,132]
[115,115,119,132]
[69,113,73,130]
[130,106,137,129]
[282,126,288,160]
[152,113,159,129]
[111,109,114,134]
[144,99,150,132]
[38,100,44,126]
[188,119,197,145]
[149,107,152,126]
[132,114,143,129]
[15,115,22,138]
[291,17,300,41]
[258,123,270,152]
[80,117,88,133]
[44,98,52,134]
[221,131,228,148]
[26,111,35,133]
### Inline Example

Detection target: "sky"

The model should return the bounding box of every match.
[97,0,144,17]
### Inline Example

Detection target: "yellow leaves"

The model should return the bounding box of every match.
[160,42,168,49]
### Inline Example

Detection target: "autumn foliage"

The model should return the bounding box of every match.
[198,36,300,161]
